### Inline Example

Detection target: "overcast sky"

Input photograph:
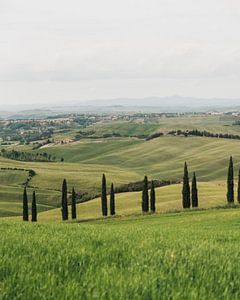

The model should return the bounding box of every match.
[0,0,240,106]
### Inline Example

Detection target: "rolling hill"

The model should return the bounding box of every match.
[1,135,240,217]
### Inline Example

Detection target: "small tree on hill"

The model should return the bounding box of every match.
[191,172,198,208]
[142,176,149,213]
[150,180,156,213]
[61,179,68,221]
[31,191,37,222]
[182,162,190,209]
[110,183,115,216]
[71,187,77,220]
[101,174,108,216]
[23,187,29,221]
[238,168,240,204]
[227,156,234,203]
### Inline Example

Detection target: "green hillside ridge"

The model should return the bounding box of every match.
[75,115,240,136]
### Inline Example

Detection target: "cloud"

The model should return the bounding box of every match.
[1,43,240,82]
[1,0,240,103]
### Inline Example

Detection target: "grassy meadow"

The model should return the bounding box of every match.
[2,208,240,299]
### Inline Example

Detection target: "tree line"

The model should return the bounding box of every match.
[60,174,116,220]
[168,129,240,141]
[22,156,240,222]
[145,129,240,142]
[181,156,240,208]
[1,149,56,162]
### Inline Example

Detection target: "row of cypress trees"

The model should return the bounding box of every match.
[142,176,156,213]
[61,174,116,220]
[101,174,115,217]
[60,174,116,220]
[23,187,37,222]
[182,156,240,210]
[182,162,198,209]
[62,174,156,220]
[61,179,77,221]
[102,174,156,216]
[23,156,240,221]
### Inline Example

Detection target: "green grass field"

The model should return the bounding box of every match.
[1,208,240,299]
[156,115,240,134]
[36,136,240,181]
[77,115,240,136]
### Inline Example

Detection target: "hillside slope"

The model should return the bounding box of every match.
[38,182,228,222]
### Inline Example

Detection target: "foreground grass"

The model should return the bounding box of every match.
[1,209,240,299]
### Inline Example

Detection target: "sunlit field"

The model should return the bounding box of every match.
[2,208,240,299]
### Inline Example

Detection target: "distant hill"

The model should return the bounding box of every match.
[9,109,55,120]
[1,96,240,118]
[80,96,240,111]
[0,111,12,119]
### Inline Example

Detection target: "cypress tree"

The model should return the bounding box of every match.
[227,156,234,203]
[110,183,115,216]
[101,174,108,216]
[191,172,198,208]
[23,187,29,221]
[182,162,190,209]
[61,179,68,221]
[142,176,149,213]
[150,180,156,213]
[31,191,37,222]
[238,168,240,204]
[71,187,77,219]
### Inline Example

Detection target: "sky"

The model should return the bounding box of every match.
[0,0,240,106]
